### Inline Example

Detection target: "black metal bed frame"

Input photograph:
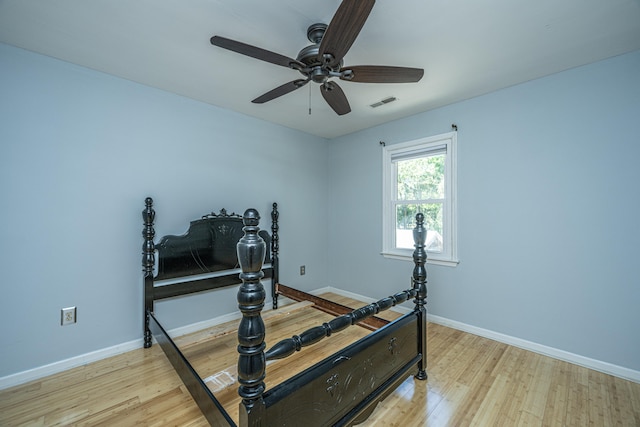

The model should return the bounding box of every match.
[141,197,427,426]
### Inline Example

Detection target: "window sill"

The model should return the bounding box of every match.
[381,250,459,267]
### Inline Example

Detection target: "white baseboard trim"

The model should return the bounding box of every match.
[3,290,638,390]
[167,310,242,337]
[426,313,640,384]
[319,286,640,384]
[0,301,277,391]
[0,339,144,390]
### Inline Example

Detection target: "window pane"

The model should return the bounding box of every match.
[396,154,445,201]
[395,203,443,252]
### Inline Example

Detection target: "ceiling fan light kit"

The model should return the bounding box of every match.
[210,0,423,115]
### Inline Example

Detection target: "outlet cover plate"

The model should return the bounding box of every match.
[61,307,76,326]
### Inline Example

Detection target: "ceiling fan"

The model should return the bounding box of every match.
[210,0,424,115]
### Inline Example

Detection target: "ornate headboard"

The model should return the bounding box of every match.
[142,197,279,349]
[154,209,271,281]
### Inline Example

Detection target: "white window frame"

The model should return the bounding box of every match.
[382,131,459,266]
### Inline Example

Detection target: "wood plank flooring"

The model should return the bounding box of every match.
[1,293,639,426]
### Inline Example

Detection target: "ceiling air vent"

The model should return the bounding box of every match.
[370,96,397,108]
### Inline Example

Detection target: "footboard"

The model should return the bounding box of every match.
[236,211,429,427]
[259,311,421,426]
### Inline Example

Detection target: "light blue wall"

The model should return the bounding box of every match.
[0,43,329,377]
[2,40,639,380]
[328,49,640,372]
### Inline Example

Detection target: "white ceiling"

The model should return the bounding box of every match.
[1,0,639,139]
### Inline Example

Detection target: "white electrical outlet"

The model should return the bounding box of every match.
[61,307,77,326]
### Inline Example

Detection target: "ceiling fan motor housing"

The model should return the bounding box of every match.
[297,24,343,83]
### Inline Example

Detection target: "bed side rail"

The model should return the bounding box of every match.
[275,284,389,331]
[264,288,416,361]
[147,311,236,427]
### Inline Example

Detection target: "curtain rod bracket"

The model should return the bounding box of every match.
[451,124,458,131]
[379,141,386,147]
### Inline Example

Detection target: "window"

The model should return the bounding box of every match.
[382,131,458,266]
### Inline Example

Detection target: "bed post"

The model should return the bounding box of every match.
[413,213,428,380]
[271,202,280,310]
[142,197,156,349]
[237,208,267,424]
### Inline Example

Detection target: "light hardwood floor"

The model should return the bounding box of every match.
[1,293,639,426]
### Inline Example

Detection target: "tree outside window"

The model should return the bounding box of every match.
[382,132,458,266]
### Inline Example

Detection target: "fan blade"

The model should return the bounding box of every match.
[211,36,303,69]
[252,79,309,104]
[321,82,351,115]
[341,66,424,83]
[319,0,375,67]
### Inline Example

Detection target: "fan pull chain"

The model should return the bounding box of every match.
[308,83,312,115]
